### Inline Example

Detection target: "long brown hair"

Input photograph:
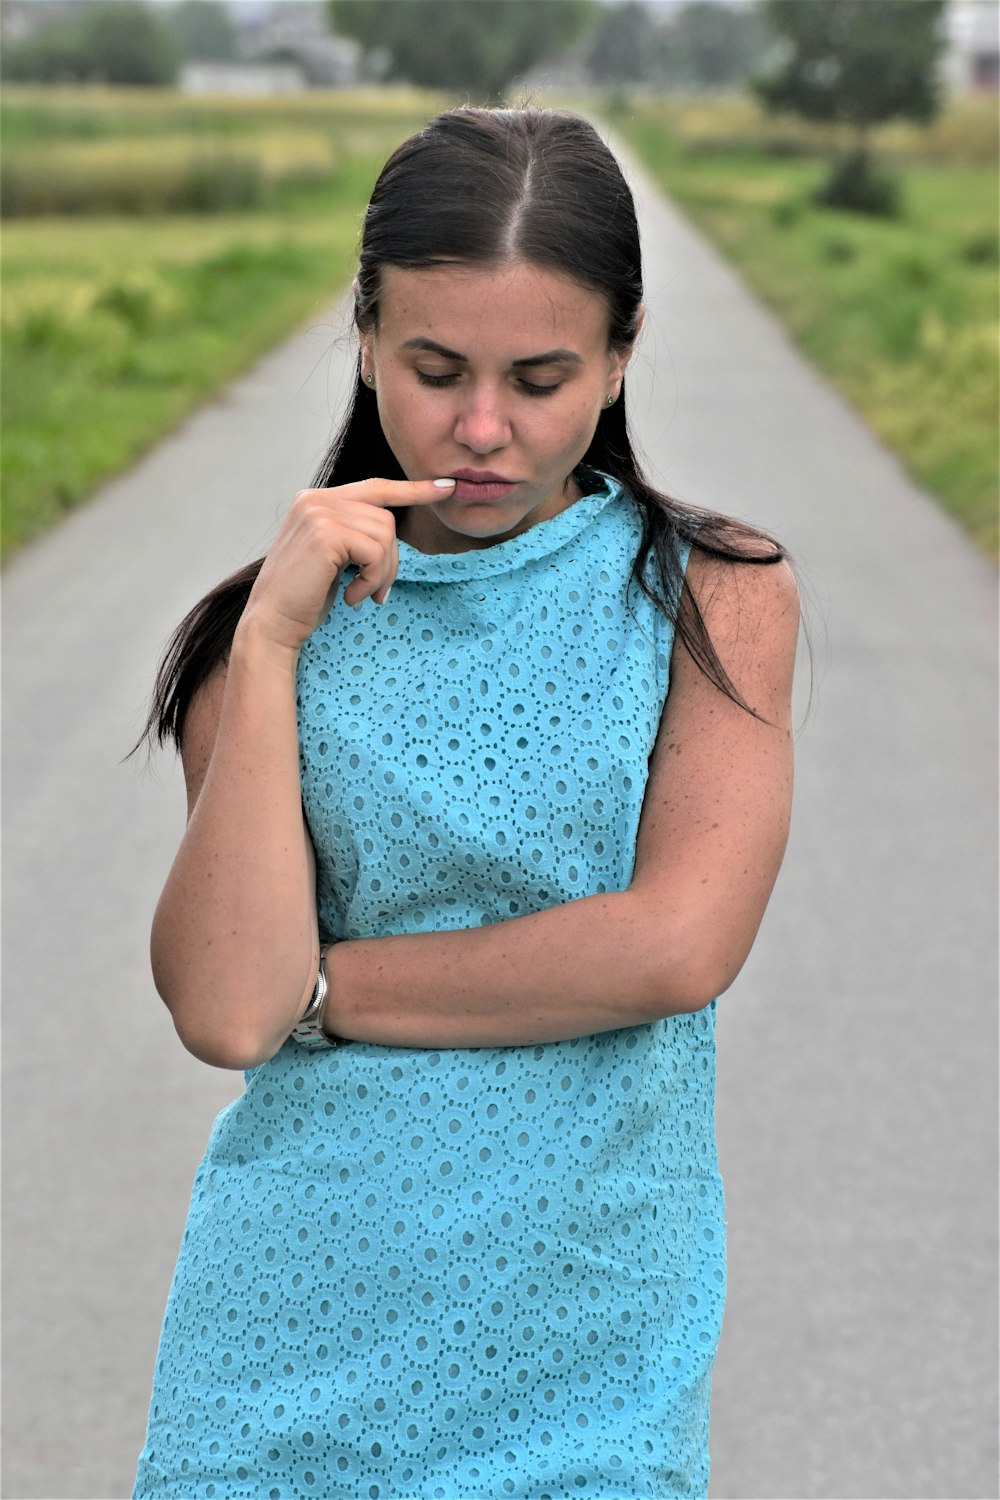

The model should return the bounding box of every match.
[143,106,783,751]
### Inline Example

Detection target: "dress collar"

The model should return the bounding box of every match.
[394,472,622,584]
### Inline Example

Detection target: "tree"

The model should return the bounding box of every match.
[1,13,90,82]
[167,0,237,63]
[583,1,771,93]
[665,1,770,90]
[329,0,596,100]
[752,0,948,212]
[586,1,659,87]
[82,1,179,83]
[1,0,178,85]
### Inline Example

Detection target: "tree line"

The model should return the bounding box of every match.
[2,0,948,214]
[1,0,235,86]
[2,1,947,108]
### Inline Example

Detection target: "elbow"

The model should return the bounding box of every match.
[638,974,719,1022]
[156,975,292,1070]
[632,928,744,1021]
[151,935,311,1070]
[172,1015,281,1070]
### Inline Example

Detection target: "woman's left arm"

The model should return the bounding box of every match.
[324,553,799,1048]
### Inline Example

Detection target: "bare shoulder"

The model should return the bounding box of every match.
[672,549,800,726]
[179,665,228,818]
[684,546,799,630]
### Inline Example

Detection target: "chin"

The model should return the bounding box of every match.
[438,506,524,537]
[452,519,527,545]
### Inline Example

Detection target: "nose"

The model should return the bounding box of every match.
[452,384,511,455]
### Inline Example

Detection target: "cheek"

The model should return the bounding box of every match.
[543,393,603,459]
[380,385,436,450]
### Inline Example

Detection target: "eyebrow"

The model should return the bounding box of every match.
[400,337,584,369]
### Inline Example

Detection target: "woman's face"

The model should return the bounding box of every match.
[360,261,637,554]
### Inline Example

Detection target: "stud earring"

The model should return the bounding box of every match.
[606,394,615,406]
[366,373,375,387]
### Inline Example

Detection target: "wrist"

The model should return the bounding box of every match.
[231,608,304,675]
[319,941,349,1040]
[289,943,339,1050]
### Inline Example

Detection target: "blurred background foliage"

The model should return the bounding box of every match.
[616,90,997,553]
[0,87,441,555]
[0,0,996,557]
[2,0,182,84]
[329,0,595,101]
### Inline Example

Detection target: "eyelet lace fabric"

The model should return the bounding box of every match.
[134,475,726,1500]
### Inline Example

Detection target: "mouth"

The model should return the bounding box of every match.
[448,470,519,503]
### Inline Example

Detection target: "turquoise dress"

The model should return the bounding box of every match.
[133,473,726,1500]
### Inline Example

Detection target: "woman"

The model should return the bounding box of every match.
[133,107,798,1499]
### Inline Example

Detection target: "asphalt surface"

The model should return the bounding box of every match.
[3,143,997,1500]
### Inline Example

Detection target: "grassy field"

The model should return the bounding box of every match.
[1,87,441,558]
[610,93,999,555]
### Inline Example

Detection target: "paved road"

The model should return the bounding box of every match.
[3,145,996,1500]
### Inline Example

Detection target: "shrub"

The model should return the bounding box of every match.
[770,197,803,227]
[761,137,812,158]
[878,300,922,361]
[1,148,265,217]
[960,232,999,267]
[891,252,937,289]
[812,150,902,217]
[0,133,336,218]
[92,271,177,332]
[821,236,858,264]
[171,153,263,213]
[15,302,68,351]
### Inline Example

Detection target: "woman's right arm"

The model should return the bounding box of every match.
[150,634,320,1070]
[149,477,455,1069]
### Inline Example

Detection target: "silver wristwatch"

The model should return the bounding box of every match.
[290,945,337,1049]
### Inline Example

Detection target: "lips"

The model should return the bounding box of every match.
[448,469,519,503]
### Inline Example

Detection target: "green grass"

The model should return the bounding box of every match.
[612,94,998,555]
[0,83,443,142]
[1,88,442,559]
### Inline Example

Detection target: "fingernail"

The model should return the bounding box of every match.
[381,586,393,606]
[433,478,456,488]
[350,600,363,610]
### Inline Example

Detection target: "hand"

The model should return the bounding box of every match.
[238,477,456,653]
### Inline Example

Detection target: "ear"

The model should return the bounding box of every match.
[358,330,374,386]
[608,306,644,399]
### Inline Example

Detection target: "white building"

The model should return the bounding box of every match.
[943,0,999,92]
[180,61,307,95]
[234,1,361,86]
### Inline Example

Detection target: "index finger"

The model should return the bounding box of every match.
[343,477,458,508]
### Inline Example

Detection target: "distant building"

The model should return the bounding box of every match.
[180,61,307,95]
[234,1,361,87]
[943,0,1000,92]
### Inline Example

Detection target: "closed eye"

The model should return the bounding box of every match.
[415,370,460,388]
[415,370,560,398]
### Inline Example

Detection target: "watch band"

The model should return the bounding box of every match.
[290,945,337,1049]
